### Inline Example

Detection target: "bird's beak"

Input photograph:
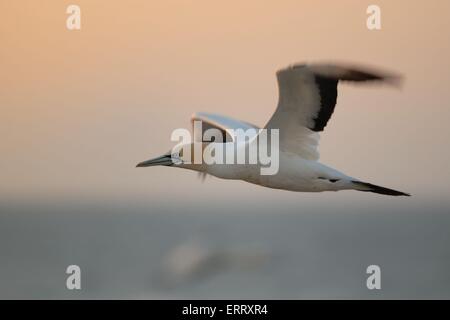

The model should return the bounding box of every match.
[136,155,174,167]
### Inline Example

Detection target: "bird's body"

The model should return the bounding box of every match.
[137,62,409,196]
[258,155,352,193]
[180,143,352,193]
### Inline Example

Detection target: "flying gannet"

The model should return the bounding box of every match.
[137,63,409,196]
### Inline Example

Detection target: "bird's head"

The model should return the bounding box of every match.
[136,150,182,168]
[136,143,198,168]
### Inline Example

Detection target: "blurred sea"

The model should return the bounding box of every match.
[1,199,449,299]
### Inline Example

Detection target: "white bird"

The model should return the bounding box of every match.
[158,239,271,287]
[137,63,409,196]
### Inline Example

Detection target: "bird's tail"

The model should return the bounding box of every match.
[352,181,410,197]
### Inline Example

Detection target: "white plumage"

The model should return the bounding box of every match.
[137,63,409,196]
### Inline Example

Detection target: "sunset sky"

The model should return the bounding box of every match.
[1,0,449,206]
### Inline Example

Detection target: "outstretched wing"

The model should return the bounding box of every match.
[191,112,260,143]
[264,63,401,160]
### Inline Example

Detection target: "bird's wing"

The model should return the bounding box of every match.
[191,112,260,143]
[264,63,401,160]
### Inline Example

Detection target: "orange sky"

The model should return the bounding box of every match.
[1,0,449,205]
